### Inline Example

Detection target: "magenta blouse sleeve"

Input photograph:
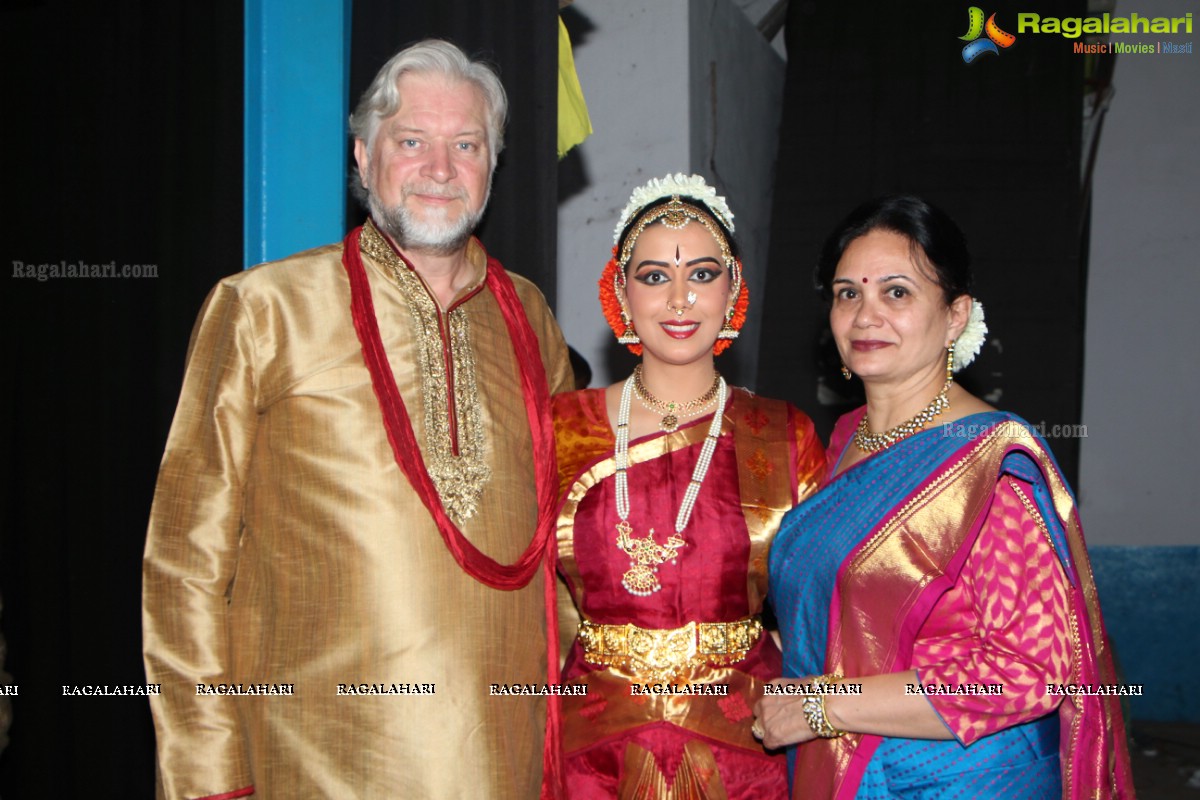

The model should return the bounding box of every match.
[910,476,1072,745]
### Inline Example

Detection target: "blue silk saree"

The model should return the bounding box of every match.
[769,411,1133,799]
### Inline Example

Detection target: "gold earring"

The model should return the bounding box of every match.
[618,312,640,345]
[946,341,956,381]
[841,364,851,381]
[717,310,739,341]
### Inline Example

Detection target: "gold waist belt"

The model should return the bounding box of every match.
[578,617,763,681]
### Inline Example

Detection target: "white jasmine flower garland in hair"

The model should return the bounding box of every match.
[953,299,988,371]
[613,173,735,243]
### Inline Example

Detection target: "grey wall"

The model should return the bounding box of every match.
[689,0,786,389]
[1079,0,1200,546]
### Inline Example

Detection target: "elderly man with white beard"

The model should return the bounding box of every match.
[143,39,572,800]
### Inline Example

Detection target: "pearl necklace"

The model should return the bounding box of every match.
[614,371,728,596]
[853,379,952,453]
[631,365,721,432]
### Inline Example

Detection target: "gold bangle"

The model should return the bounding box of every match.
[802,674,846,739]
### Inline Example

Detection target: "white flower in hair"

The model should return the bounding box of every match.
[612,173,735,244]
[953,299,988,371]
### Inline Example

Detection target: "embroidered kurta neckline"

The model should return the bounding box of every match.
[359,220,490,523]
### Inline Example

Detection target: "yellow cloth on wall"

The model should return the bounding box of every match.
[558,16,593,158]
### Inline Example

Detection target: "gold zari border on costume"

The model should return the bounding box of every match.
[578,617,762,684]
[619,740,731,800]
[359,221,491,523]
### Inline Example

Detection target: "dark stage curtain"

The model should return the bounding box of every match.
[1,1,557,797]
[759,0,1087,484]
[2,3,242,796]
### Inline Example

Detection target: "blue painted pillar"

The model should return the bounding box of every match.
[244,0,352,267]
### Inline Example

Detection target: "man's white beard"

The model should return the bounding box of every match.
[368,183,488,257]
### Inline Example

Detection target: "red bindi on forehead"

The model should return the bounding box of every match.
[862,277,868,283]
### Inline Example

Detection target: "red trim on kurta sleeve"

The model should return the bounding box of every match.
[192,786,254,800]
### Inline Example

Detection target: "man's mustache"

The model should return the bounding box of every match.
[402,184,468,201]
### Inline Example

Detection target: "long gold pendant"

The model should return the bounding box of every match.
[616,520,687,596]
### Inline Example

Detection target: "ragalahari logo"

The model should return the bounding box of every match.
[960,7,1017,62]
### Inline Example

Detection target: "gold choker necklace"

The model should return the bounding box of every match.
[631,365,722,432]
[853,380,952,453]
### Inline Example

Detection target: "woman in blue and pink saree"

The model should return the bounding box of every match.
[755,195,1134,799]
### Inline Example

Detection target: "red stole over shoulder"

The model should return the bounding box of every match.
[340,226,563,798]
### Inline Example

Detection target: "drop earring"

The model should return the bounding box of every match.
[717,309,739,341]
[617,312,640,345]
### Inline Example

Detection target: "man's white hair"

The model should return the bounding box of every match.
[349,38,507,170]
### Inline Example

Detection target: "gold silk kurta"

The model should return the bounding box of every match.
[143,222,572,800]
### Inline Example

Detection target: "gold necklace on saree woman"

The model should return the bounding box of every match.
[631,364,722,432]
[614,370,728,596]
[853,345,954,453]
